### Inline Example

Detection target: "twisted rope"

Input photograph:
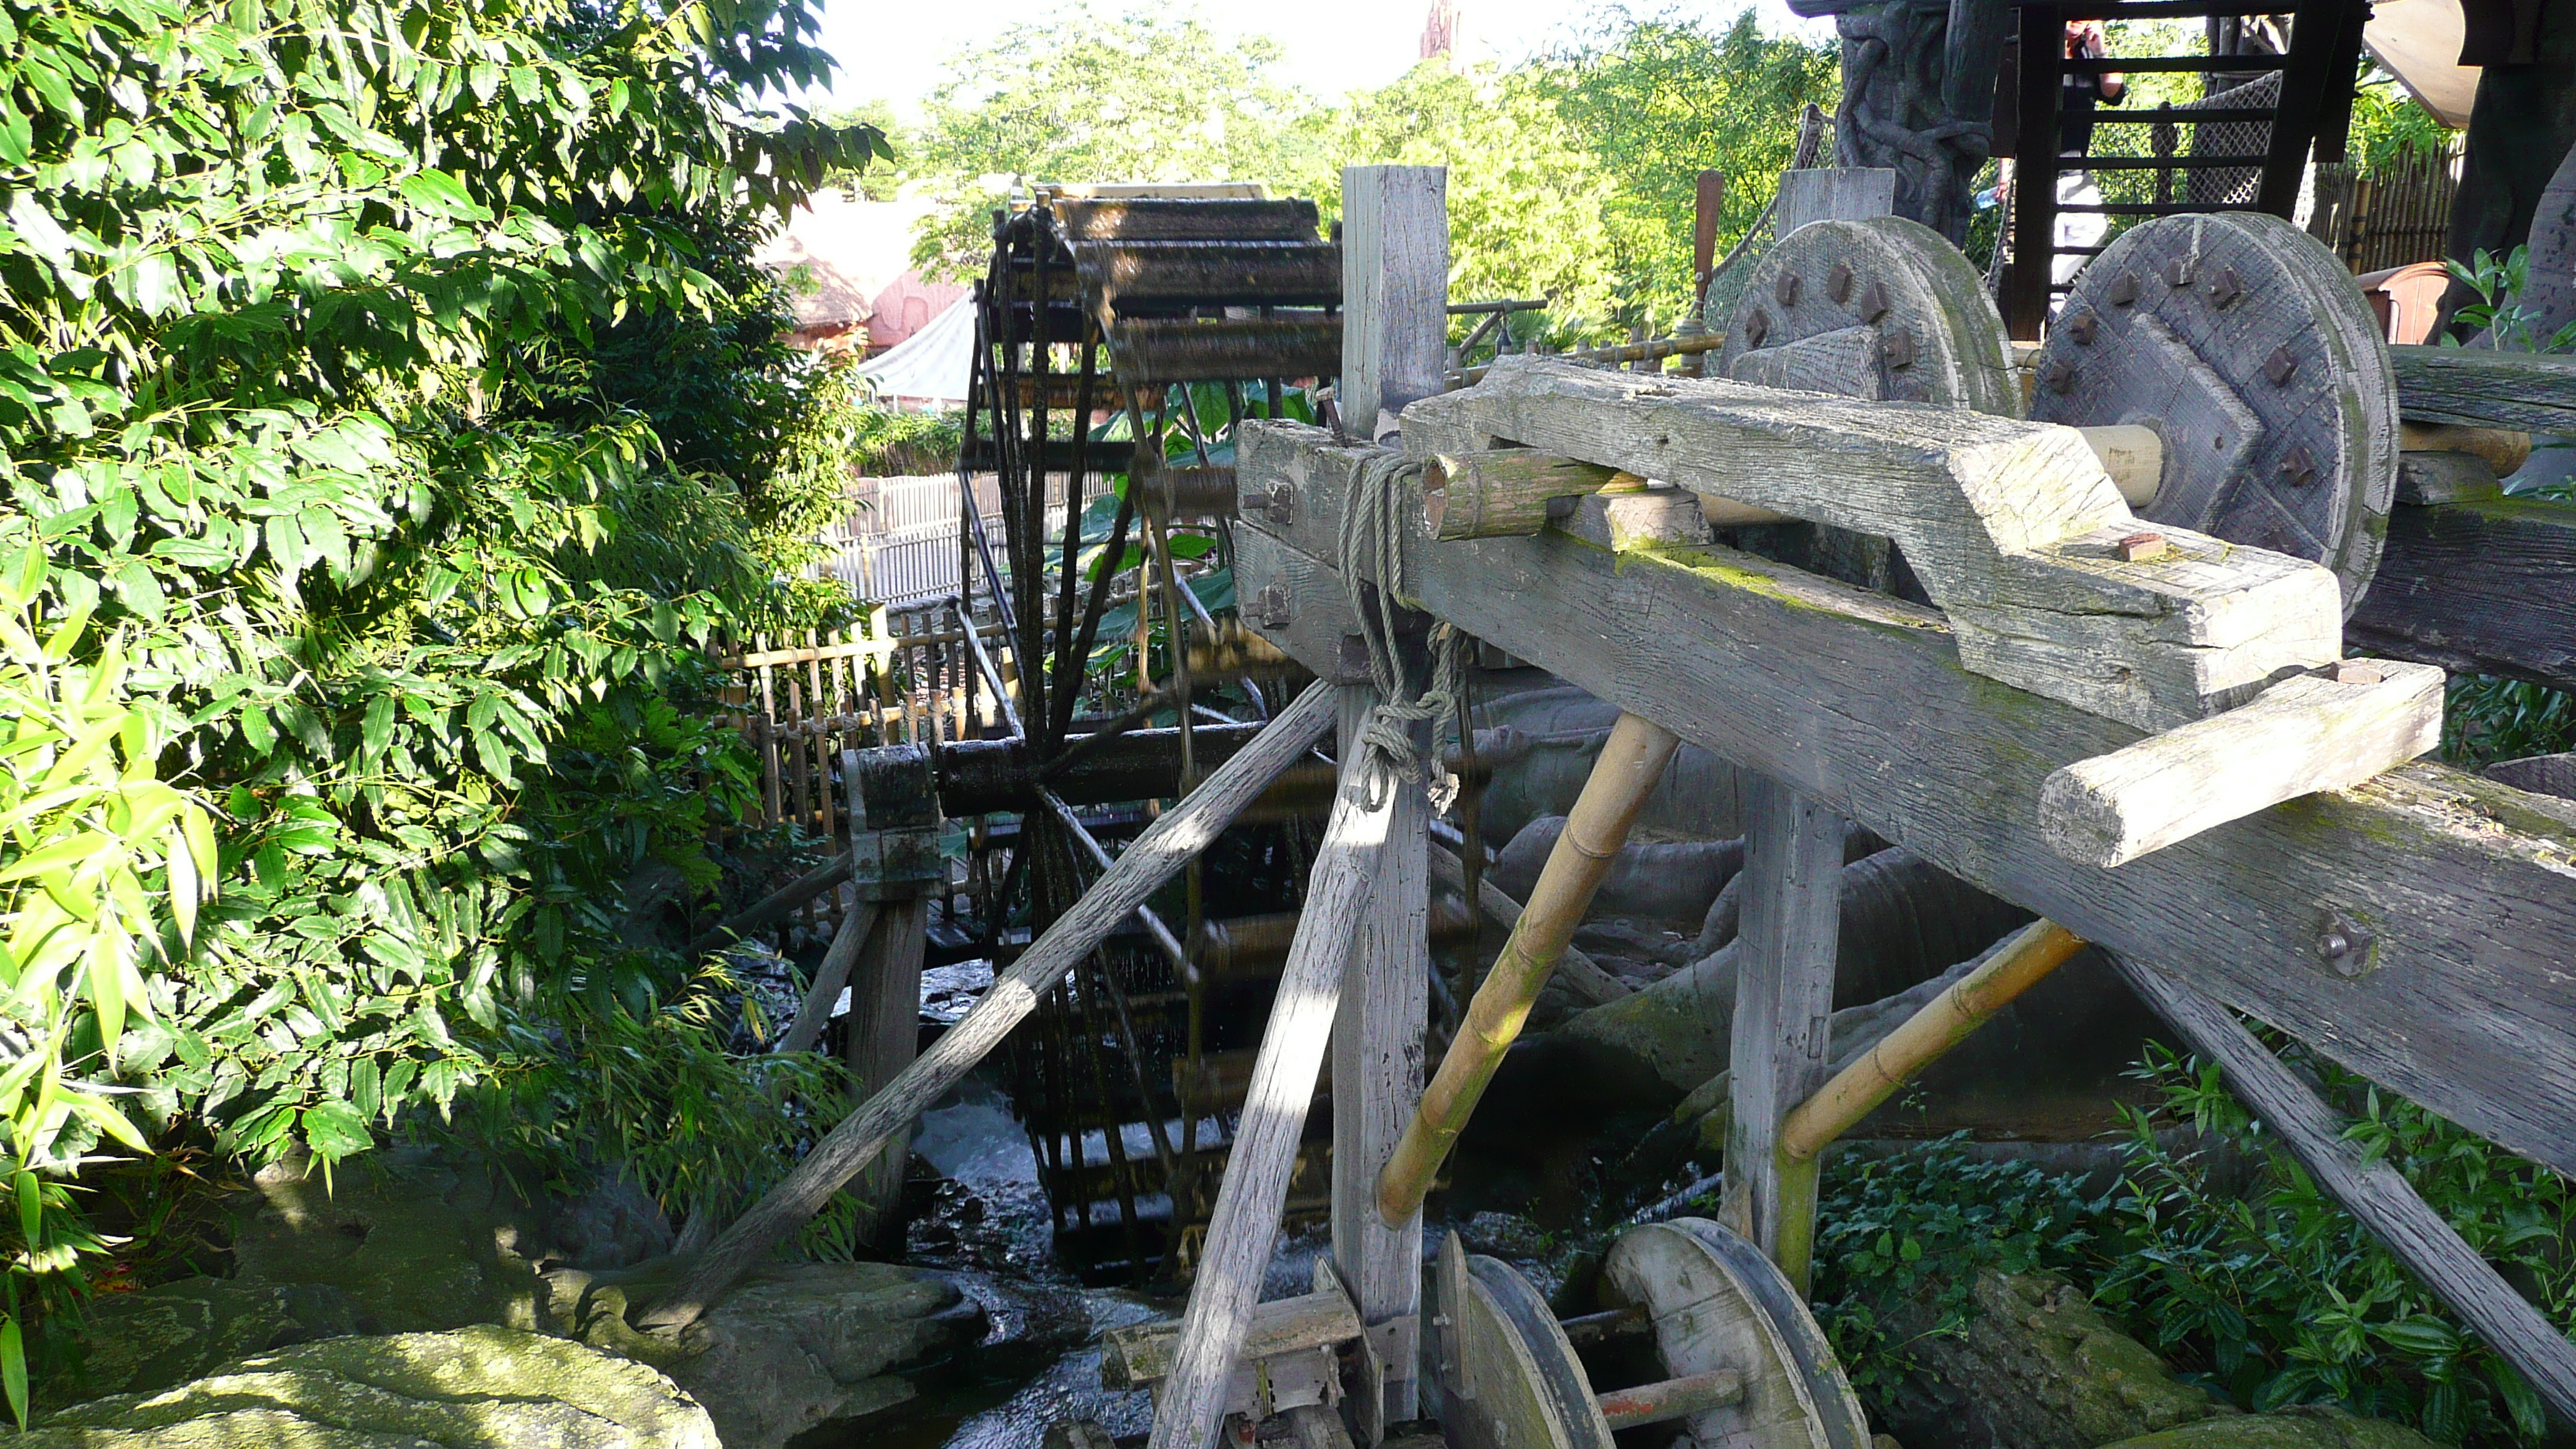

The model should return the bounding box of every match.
[1340,450,1470,809]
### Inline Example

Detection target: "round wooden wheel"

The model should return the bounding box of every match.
[1437,1231,1617,1449]
[1601,1218,1871,1449]
[1718,214,2022,416]
[2029,211,2398,612]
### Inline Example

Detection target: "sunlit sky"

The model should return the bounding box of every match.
[806,0,1837,121]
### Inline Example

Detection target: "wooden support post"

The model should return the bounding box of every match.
[1149,686,1396,1449]
[1339,166,1447,441]
[1720,776,1844,1293]
[643,682,1339,1329]
[2110,954,2576,1425]
[1331,689,1428,1432]
[773,900,880,1057]
[845,893,929,1247]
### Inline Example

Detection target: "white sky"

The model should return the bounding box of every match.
[807,0,1838,122]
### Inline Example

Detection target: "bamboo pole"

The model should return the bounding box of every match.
[1777,919,2085,1162]
[640,680,1339,1329]
[1375,712,1680,1228]
[1762,918,2084,1293]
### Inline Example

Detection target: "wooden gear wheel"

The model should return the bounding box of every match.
[1718,214,2021,416]
[1435,1221,1869,1449]
[2029,211,2399,612]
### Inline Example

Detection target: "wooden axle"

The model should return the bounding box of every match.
[1595,1368,1746,1430]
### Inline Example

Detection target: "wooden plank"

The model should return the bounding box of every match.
[1331,690,1429,1428]
[1719,776,1844,1291]
[1339,166,1448,440]
[1393,362,2344,732]
[641,682,1341,1328]
[2390,345,2576,434]
[845,894,928,1245]
[774,901,879,1057]
[1230,434,2576,1178]
[1101,1284,1362,1389]
[2111,954,2576,1423]
[2039,660,2447,868]
[2348,498,2576,694]
[719,634,895,673]
[1149,687,1396,1449]
[1771,167,1896,233]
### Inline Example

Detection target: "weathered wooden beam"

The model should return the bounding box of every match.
[2348,497,2576,694]
[1232,430,2576,1177]
[2111,954,2576,1423]
[772,901,879,1057]
[1101,1283,1361,1390]
[1331,690,1428,1427]
[2390,345,2576,434]
[2039,661,2447,868]
[1340,166,1448,440]
[1720,778,1844,1293]
[846,894,928,1245]
[1399,360,2345,731]
[1149,688,1395,1449]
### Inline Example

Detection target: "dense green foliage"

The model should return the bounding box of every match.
[1529,11,1840,329]
[895,5,1840,339]
[0,0,887,1410]
[1800,1043,2575,1447]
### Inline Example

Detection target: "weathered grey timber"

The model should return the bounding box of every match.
[2393,451,2504,505]
[1721,215,2019,415]
[1340,166,1448,440]
[2347,498,2576,694]
[2039,662,2446,868]
[687,857,852,956]
[1770,167,1898,234]
[2490,753,2576,801]
[2389,346,2576,434]
[639,682,1339,1329]
[1101,1283,1360,1390]
[2111,955,2576,1423]
[772,902,877,1057]
[1391,361,2341,732]
[1331,690,1427,1425]
[2029,214,2398,612]
[846,896,928,1242]
[1149,688,1392,1449]
[1719,779,1845,1288]
[1232,429,2576,1177]
[1427,839,1630,1004]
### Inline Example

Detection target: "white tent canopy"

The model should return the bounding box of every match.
[855,296,972,406]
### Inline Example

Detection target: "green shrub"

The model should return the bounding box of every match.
[1802,1040,2576,1447]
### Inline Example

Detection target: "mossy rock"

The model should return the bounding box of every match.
[1872,1269,2233,1449]
[2101,1404,2446,1449]
[44,1278,361,1403]
[25,1324,717,1449]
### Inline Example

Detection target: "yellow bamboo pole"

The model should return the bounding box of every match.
[1767,918,2086,1292]
[1375,712,1681,1228]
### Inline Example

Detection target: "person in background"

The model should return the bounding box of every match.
[2053,20,2128,301]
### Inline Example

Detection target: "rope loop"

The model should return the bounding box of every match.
[1340,450,1471,810]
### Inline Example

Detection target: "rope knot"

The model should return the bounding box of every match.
[1340,450,1470,810]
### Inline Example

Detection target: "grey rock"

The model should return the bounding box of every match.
[26,1324,717,1449]
[2100,1405,2446,1449]
[549,1175,674,1273]
[50,1279,361,1403]
[1492,817,1744,925]
[564,1260,985,1449]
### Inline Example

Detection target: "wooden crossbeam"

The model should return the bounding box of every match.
[1394,359,2343,731]
[1233,425,2576,1177]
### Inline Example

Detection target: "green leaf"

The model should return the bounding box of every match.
[395,170,492,222]
[13,1171,38,1251]
[300,1098,375,1162]
[1,1316,25,1430]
